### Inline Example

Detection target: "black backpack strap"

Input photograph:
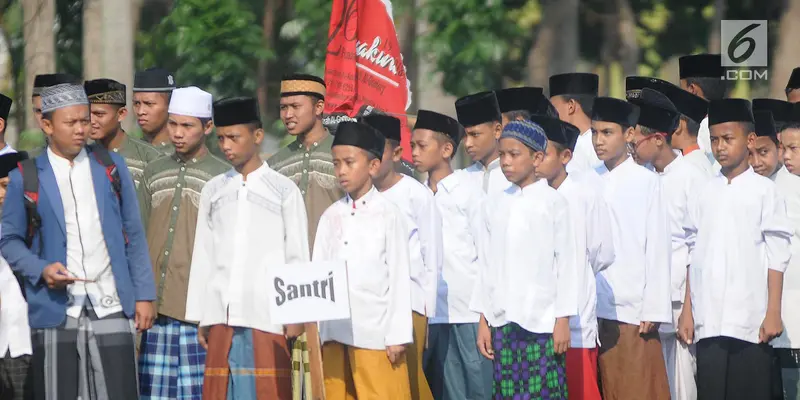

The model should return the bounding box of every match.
[87,144,128,244]
[17,158,40,299]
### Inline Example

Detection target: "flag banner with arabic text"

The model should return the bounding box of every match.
[323,0,413,160]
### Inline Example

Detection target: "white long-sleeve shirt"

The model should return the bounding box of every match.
[471,179,578,333]
[462,158,510,195]
[48,147,120,319]
[314,187,413,349]
[765,166,800,349]
[0,255,31,358]
[682,148,714,177]
[595,156,672,325]
[381,175,442,317]
[697,117,722,173]
[566,129,603,175]
[557,172,615,348]
[185,162,310,334]
[687,167,793,344]
[428,170,485,325]
[659,156,709,305]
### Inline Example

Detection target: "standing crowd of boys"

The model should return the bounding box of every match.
[0,53,799,400]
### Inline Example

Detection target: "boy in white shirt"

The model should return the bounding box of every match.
[629,88,709,400]
[783,120,800,176]
[471,120,576,399]
[532,114,615,400]
[549,73,602,175]
[410,110,492,400]
[314,121,413,399]
[755,112,800,398]
[186,97,309,399]
[590,97,672,399]
[0,150,32,400]
[750,110,787,181]
[455,92,510,194]
[685,99,792,400]
[363,113,442,400]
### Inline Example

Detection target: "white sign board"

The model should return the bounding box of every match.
[267,261,350,325]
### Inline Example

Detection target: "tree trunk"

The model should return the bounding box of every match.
[102,0,134,131]
[399,0,417,112]
[0,26,16,146]
[549,0,579,78]
[709,0,726,53]
[617,0,639,78]
[83,0,103,79]
[258,0,280,126]
[770,0,800,99]
[23,0,56,131]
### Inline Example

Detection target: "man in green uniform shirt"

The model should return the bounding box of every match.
[138,86,230,399]
[268,73,343,400]
[84,78,161,221]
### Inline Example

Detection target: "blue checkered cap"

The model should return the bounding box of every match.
[500,120,548,152]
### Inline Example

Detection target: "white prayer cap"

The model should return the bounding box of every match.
[168,86,213,119]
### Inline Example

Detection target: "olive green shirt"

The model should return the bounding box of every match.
[140,150,230,322]
[267,132,343,250]
[112,134,162,223]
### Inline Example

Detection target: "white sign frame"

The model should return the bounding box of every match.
[267,261,351,325]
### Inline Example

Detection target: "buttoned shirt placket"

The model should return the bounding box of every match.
[157,158,191,301]
[297,141,321,197]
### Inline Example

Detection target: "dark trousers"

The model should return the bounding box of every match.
[0,352,32,400]
[696,336,773,400]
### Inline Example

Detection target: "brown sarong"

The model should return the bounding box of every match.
[203,325,292,400]
[598,318,670,400]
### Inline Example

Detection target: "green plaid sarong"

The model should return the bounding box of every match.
[491,323,567,399]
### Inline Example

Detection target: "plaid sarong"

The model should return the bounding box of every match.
[0,352,32,400]
[492,323,568,399]
[30,307,138,400]
[290,333,312,400]
[203,325,292,399]
[138,316,206,399]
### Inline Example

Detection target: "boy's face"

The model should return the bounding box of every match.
[410,129,450,173]
[710,121,755,170]
[749,136,782,177]
[217,124,263,168]
[630,126,661,166]
[498,137,541,186]
[280,95,323,136]
[787,89,800,104]
[133,92,169,135]
[89,103,125,141]
[332,145,380,194]
[535,140,570,182]
[32,95,44,129]
[375,140,403,181]
[592,120,630,162]
[550,96,570,122]
[42,104,90,159]
[781,128,800,175]
[463,121,501,164]
[168,114,211,156]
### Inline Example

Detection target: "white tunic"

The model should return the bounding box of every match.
[471,180,578,333]
[557,173,615,348]
[185,163,310,334]
[314,187,413,349]
[48,147,120,319]
[769,166,800,349]
[659,156,710,304]
[687,167,792,344]
[682,149,715,177]
[381,175,443,317]
[566,129,603,175]
[428,170,485,325]
[0,256,31,358]
[462,158,510,195]
[595,156,672,325]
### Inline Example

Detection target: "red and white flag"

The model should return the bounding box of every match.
[323,0,413,160]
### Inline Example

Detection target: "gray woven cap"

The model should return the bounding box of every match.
[41,83,89,114]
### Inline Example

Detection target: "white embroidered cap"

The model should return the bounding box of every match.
[168,86,213,119]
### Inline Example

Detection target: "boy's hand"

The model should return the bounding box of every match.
[42,263,76,289]
[677,307,694,345]
[639,321,659,335]
[552,317,571,354]
[760,312,783,343]
[477,317,494,360]
[134,301,155,331]
[386,345,406,365]
[198,326,209,350]
[284,324,305,339]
